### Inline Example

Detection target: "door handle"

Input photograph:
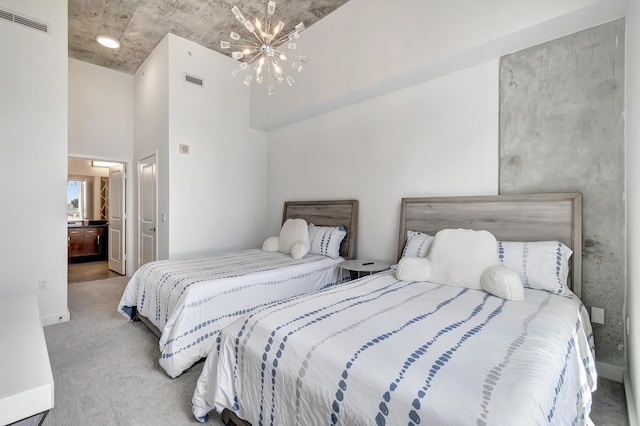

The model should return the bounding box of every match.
[151,227,156,232]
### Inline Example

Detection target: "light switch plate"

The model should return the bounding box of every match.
[591,307,605,325]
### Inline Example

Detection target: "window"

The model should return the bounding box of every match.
[67,180,85,222]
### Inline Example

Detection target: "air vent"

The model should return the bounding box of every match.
[185,73,204,87]
[0,7,50,34]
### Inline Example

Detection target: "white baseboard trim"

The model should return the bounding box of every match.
[596,361,625,382]
[42,309,70,326]
[625,371,638,426]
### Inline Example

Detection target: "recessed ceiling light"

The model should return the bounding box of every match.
[96,35,120,49]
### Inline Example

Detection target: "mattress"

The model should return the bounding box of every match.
[118,249,344,378]
[192,270,596,425]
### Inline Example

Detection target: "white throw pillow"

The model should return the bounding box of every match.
[396,257,431,281]
[262,236,279,252]
[290,241,311,259]
[428,228,500,290]
[278,218,310,255]
[480,265,524,301]
[401,231,434,258]
[308,224,347,259]
[498,241,572,295]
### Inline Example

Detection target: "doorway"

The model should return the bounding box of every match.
[67,157,128,283]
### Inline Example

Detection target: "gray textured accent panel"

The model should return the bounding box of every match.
[499,19,625,367]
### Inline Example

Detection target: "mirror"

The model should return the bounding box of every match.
[68,158,111,224]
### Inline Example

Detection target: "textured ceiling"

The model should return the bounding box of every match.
[68,0,350,74]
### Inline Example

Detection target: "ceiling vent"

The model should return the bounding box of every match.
[185,73,204,87]
[0,7,50,34]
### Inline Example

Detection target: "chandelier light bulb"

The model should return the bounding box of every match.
[222,1,308,95]
[273,21,284,35]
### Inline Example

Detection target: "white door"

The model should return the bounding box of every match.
[138,154,157,266]
[108,163,126,275]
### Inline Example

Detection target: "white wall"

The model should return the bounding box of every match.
[69,58,133,159]
[0,0,69,325]
[134,34,268,262]
[68,59,135,273]
[267,61,498,261]
[626,0,640,422]
[166,35,268,257]
[134,36,170,261]
[251,0,627,130]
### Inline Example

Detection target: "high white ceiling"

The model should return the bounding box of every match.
[68,0,350,74]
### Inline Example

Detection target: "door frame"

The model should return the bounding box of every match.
[67,155,130,276]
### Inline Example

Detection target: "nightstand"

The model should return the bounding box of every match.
[340,259,391,280]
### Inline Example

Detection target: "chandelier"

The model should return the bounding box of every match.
[220,1,308,95]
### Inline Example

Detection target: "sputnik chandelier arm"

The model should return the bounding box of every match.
[220,1,308,95]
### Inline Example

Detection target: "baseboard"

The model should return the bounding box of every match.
[596,361,625,382]
[625,371,638,426]
[42,309,70,326]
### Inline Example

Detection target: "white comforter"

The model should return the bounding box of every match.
[118,249,344,378]
[192,270,596,425]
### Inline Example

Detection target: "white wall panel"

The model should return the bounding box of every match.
[251,0,626,130]
[166,35,268,257]
[267,61,499,262]
[0,0,69,324]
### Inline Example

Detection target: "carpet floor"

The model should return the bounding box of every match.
[14,276,223,425]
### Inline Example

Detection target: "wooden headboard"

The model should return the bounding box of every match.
[397,193,583,296]
[283,200,359,260]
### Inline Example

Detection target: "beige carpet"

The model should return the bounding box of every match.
[13,276,224,425]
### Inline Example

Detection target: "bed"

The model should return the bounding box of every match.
[192,193,597,425]
[118,200,358,378]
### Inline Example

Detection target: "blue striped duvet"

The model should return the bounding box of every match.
[192,270,596,425]
[118,249,344,378]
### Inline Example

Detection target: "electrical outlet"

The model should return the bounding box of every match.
[591,307,605,325]
[38,279,48,291]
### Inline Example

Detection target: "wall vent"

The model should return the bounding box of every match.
[0,7,50,34]
[185,73,204,87]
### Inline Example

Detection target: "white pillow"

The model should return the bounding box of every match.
[396,257,431,282]
[308,224,347,259]
[278,218,310,255]
[290,241,311,260]
[262,236,279,252]
[428,229,500,290]
[401,231,434,258]
[498,240,572,295]
[480,265,524,301]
